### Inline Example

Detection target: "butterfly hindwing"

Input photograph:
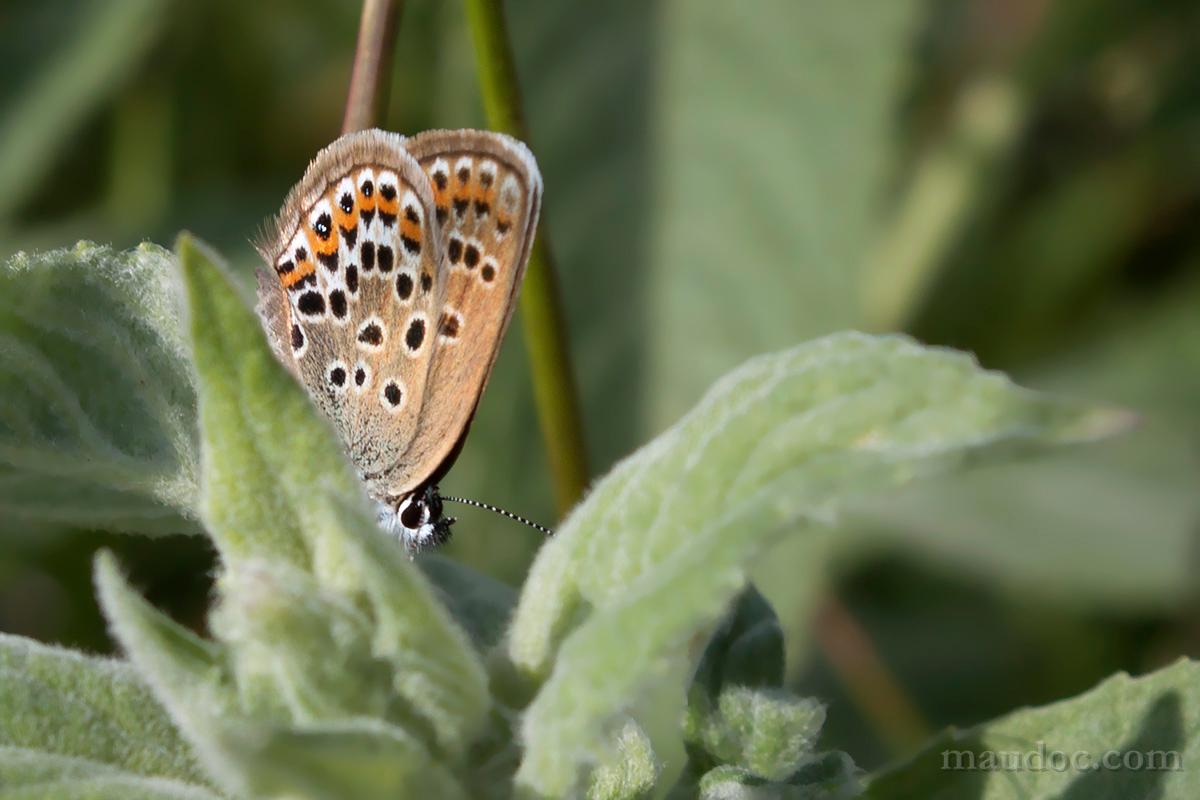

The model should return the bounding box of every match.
[255,130,446,499]
[371,129,542,495]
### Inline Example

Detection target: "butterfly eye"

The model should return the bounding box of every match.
[399,497,424,529]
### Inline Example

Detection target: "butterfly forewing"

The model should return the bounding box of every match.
[371,130,542,494]
[255,130,446,498]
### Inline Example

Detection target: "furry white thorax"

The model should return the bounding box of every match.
[377,498,439,550]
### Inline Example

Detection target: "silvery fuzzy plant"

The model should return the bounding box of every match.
[0,238,1196,800]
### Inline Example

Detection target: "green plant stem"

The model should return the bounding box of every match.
[464,0,590,517]
[342,0,403,134]
[861,75,1024,332]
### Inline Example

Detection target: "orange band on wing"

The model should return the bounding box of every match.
[281,259,315,288]
[305,225,339,258]
[400,218,421,244]
[378,193,399,217]
[334,203,357,233]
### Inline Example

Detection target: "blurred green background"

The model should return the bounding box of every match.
[1,0,1198,771]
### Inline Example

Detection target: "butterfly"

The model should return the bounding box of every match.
[255,128,541,550]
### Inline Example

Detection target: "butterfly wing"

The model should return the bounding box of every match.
[365,129,542,496]
[255,129,447,502]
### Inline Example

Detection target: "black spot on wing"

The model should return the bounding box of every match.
[405,318,425,351]
[358,322,383,346]
[384,381,402,407]
[329,289,348,319]
[377,245,394,273]
[396,273,414,301]
[298,291,325,316]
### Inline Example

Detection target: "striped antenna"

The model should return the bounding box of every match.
[440,495,553,536]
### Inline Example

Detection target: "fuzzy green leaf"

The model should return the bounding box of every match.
[0,749,221,800]
[179,233,348,567]
[508,333,1129,797]
[207,558,391,723]
[696,752,862,800]
[586,721,659,800]
[93,551,240,792]
[686,688,826,782]
[177,234,489,758]
[0,633,210,789]
[96,537,471,800]
[0,243,197,537]
[866,658,1200,799]
[210,719,468,800]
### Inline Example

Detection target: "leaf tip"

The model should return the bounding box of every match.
[1058,405,1141,443]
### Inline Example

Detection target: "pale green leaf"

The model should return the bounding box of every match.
[93,551,239,793]
[696,752,862,800]
[210,719,468,800]
[0,243,197,537]
[845,277,1200,612]
[96,533,472,800]
[207,559,391,724]
[586,721,659,800]
[866,658,1200,800]
[179,234,348,568]
[687,688,825,782]
[0,633,209,788]
[0,748,221,800]
[178,234,489,758]
[508,333,1127,797]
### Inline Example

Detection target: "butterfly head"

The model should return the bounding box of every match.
[381,483,455,551]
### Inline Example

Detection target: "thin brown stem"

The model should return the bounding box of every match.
[814,595,931,754]
[342,0,403,134]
